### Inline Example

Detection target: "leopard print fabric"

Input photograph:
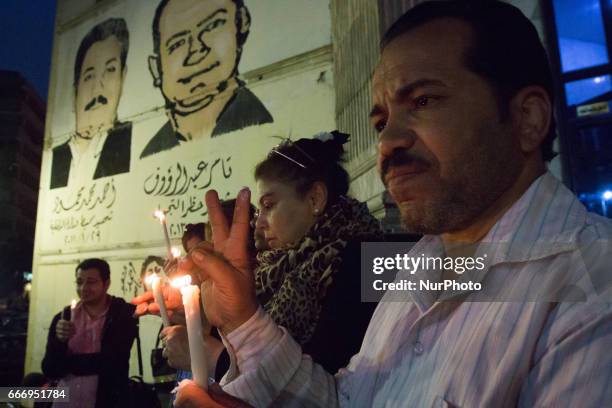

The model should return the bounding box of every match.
[255,196,383,344]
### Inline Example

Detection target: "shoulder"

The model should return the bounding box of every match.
[109,296,136,318]
[106,122,132,145]
[140,121,178,158]
[212,87,273,136]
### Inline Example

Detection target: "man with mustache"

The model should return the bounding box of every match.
[49,18,131,189]
[140,0,273,159]
[172,1,612,407]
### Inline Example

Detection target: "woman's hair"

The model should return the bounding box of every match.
[182,222,206,251]
[254,131,350,206]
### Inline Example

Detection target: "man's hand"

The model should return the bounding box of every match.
[131,285,183,318]
[178,189,258,335]
[174,380,253,408]
[161,325,226,374]
[55,319,75,342]
[161,325,191,371]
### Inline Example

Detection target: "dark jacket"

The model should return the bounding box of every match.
[300,240,377,373]
[41,296,137,408]
[49,121,132,189]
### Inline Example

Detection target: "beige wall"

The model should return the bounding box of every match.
[27,0,335,379]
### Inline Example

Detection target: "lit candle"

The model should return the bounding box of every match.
[146,274,170,327]
[70,299,77,322]
[172,275,208,389]
[154,210,173,260]
[171,246,182,259]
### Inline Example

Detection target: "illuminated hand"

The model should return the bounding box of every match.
[178,189,258,335]
[55,319,75,342]
[174,379,253,408]
[131,285,183,318]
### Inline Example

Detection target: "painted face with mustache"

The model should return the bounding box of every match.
[156,0,247,115]
[75,36,125,136]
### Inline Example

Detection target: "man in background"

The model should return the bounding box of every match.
[42,258,137,408]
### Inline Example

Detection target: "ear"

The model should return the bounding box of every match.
[148,55,161,87]
[308,182,328,215]
[509,85,552,155]
[238,6,251,36]
[103,279,111,292]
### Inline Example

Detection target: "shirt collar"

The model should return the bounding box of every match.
[403,172,586,311]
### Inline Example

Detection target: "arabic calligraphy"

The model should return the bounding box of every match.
[143,156,232,197]
[120,262,141,298]
[50,212,114,231]
[53,179,116,214]
[48,180,116,245]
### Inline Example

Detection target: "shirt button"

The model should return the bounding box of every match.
[413,341,424,355]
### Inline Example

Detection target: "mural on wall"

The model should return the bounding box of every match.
[140,0,273,158]
[120,255,165,298]
[50,18,132,190]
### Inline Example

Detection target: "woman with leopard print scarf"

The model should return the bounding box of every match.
[252,131,384,373]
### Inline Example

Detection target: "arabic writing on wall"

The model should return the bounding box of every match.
[49,180,116,245]
[144,157,233,231]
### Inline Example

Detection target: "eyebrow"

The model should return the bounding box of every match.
[369,78,447,117]
[258,192,275,205]
[105,57,118,66]
[83,66,95,76]
[197,8,228,28]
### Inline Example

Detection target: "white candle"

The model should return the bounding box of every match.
[173,275,208,389]
[154,210,173,260]
[146,274,170,327]
[70,299,77,322]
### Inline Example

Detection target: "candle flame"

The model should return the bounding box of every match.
[171,275,192,288]
[71,299,77,309]
[154,210,166,222]
[171,247,182,258]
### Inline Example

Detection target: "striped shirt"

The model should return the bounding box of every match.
[220,172,612,407]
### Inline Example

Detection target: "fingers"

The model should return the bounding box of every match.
[205,190,229,246]
[131,291,154,305]
[189,246,240,284]
[134,302,149,317]
[228,188,251,250]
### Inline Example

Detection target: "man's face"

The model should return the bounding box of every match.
[76,267,110,304]
[75,36,124,135]
[157,0,241,114]
[371,19,523,235]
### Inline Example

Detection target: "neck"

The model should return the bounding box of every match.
[441,160,546,245]
[170,78,239,141]
[83,294,110,317]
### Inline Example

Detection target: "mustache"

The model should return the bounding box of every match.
[84,95,108,111]
[380,149,431,185]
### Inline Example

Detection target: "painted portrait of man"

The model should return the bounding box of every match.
[49,18,131,190]
[140,0,273,159]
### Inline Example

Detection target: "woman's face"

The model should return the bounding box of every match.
[255,178,317,249]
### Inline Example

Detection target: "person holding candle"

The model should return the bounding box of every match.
[42,258,138,408]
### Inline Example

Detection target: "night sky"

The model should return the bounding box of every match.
[0,0,57,100]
